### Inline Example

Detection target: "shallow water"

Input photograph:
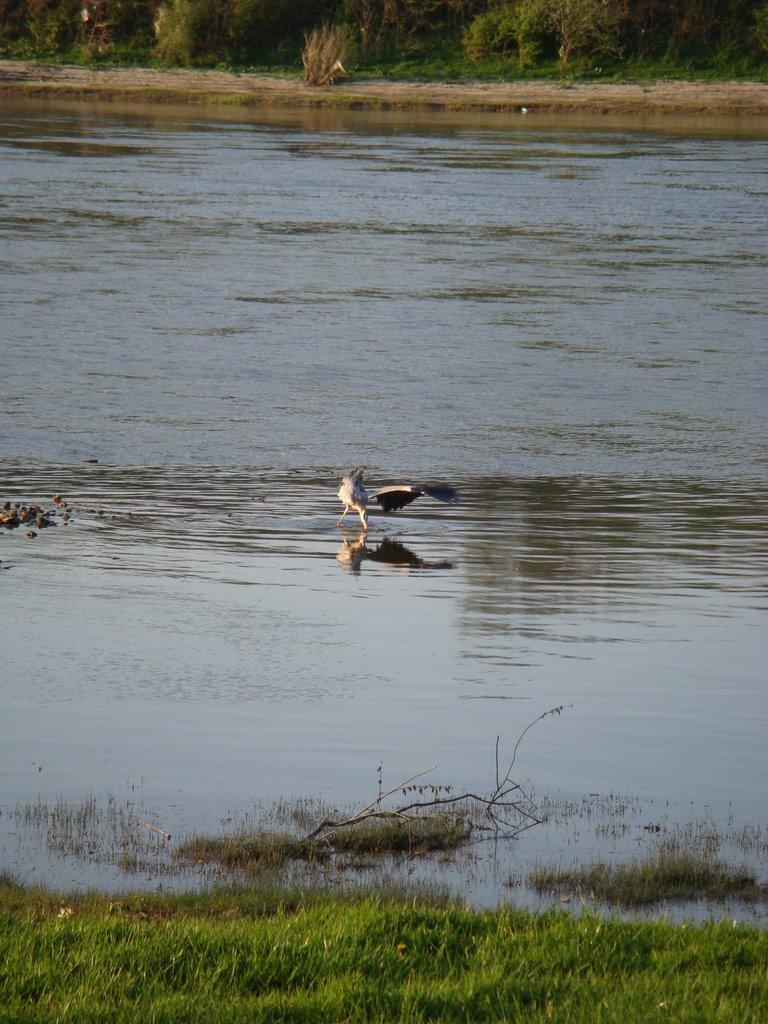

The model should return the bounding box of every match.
[1,100,767,914]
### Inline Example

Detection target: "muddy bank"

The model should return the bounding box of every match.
[1,60,768,117]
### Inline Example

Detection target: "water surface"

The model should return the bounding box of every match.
[1,100,766,911]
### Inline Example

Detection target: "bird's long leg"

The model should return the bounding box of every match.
[337,506,350,527]
[358,505,368,531]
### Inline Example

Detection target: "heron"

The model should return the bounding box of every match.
[336,465,458,530]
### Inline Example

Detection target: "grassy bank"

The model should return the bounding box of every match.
[2,879,768,1023]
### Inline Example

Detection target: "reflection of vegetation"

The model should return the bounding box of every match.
[459,477,768,632]
[3,876,768,1023]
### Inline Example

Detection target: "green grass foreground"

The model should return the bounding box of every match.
[1,880,767,1022]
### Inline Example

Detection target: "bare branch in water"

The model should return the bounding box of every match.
[305,705,573,844]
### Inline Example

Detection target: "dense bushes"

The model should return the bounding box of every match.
[463,0,547,66]
[1,0,767,71]
[0,0,157,52]
[0,0,336,60]
[463,0,768,69]
[154,0,336,62]
[344,0,483,53]
[756,5,768,54]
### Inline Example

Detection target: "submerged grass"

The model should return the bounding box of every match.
[529,851,768,907]
[177,812,472,872]
[1,876,767,1023]
[13,794,170,871]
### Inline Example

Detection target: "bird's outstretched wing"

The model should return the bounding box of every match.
[373,485,459,513]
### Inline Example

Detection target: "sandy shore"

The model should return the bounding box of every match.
[2,59,768,117]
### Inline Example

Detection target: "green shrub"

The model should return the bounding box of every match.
[463,0,546,66]
[754,2,768,54]
[344,0,483,55]
[463,7,512,59]
[545,0,616,66]
[154,0,221,62]
[23,0,81,49]
[227,0,273,54]
[7,0,157,53]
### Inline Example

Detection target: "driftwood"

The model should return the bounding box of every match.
[319,60,348,86]
[306,705,572,843]
[138,820,171,840]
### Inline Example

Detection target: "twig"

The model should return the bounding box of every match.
[491,704,573,804]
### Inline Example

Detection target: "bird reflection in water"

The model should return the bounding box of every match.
[336,533,453,575]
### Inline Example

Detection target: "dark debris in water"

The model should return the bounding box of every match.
[1,494,74,536]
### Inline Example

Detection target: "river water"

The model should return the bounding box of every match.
[1,99,766,913]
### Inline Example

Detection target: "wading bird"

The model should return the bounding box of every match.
[336,466,458,531]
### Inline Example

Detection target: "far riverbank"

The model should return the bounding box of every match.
[2,60,768,118]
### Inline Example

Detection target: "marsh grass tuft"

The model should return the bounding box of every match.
[177,811,471,872]
[301,24,353,85]
[529,850,768,907]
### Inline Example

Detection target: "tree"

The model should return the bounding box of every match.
[545,0,612,65]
